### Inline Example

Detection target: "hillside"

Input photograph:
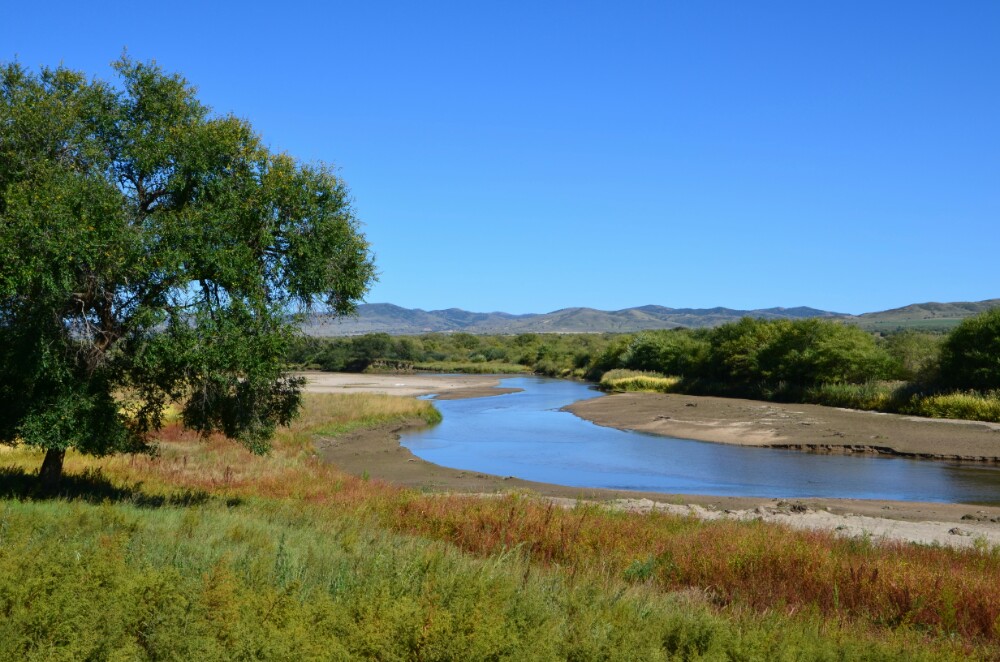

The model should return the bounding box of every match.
[301,302,848,335]
[855,299,1000,331]
[301,299,1000,336]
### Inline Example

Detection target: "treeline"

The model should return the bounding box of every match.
[289,309,1000,421]
[591,318,931,391]
[286,331,614,376]
[592,310,1000,421]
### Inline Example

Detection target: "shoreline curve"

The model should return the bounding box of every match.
[306,372,1000,548]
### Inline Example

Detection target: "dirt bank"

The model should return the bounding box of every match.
[566,392,1000,461]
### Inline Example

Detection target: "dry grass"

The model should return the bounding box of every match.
[600,369,682,393]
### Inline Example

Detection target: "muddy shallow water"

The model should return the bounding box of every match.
[402,377,1000,504]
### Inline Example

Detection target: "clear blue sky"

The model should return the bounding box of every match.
[5,1,998,315]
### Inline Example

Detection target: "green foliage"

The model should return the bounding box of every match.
[287,315,1000,423]
[755,319,894,386]
[0,58,374,474]
[938,309,1000,391]
[288,332,618,377]
[883,330,944,381]
[578,319,1000,423]
[589,319,894,393]
[411,361,530,374]
[804,381,910,411]
[906,391,1000,422]
[706,317,790,385]
[620,330,710,377]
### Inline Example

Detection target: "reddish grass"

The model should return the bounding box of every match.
[383,493,1000,642]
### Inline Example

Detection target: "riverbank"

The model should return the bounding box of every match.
[314,414,1000,548]
[566,392,1000,461]
[307,373,1000,548]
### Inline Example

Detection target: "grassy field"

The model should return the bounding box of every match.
[856,318,965,333]
[2,393,1000,659]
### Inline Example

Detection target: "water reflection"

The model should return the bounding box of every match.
[402,377,1000,504]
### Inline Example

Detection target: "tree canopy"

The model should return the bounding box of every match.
[0,58,375,486]
[937,309,1000,392]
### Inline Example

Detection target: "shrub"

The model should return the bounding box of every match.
[905,391,1000,422]
[883,330,944,381]
[938,309,1000,391]
[600,370,681,393]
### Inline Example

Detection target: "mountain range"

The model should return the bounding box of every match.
[300,299,1000,336]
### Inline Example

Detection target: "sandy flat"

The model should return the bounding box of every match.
[566,392,1000,460]
[297,371,522,399]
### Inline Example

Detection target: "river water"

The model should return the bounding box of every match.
[401,377,1000,504]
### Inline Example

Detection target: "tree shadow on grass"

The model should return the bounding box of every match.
[0,466,235,508]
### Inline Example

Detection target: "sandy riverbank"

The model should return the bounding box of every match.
[307,373,1000,548]
[566,392,1000,461]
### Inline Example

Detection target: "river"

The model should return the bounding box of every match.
[401,377,1000,504]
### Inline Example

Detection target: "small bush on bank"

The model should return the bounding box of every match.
[802,383,1000,422]
[904,391,1000,422]
[600,370,682,393]
[805,381,911,410]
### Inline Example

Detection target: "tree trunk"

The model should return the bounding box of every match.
[39,448,65,493]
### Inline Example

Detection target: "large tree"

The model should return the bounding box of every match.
[0,58,375,488]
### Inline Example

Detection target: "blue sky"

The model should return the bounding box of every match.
[4,1,998,315]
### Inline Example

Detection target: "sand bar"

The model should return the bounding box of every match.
[298,371,522,399]
[566,392,1000,461]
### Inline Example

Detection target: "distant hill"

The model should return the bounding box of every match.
[302,302,849,336]
[300,299,1000,336]
[853,299,1000,332]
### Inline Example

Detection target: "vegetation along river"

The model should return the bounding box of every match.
[401,377,1000,504]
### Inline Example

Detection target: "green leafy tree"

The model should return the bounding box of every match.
[620,329,709,377]
[756,319,892,386]
[0,58,375,488]
[883,330,943,381]
[937,309,1000,391]
[706,318,790,385]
